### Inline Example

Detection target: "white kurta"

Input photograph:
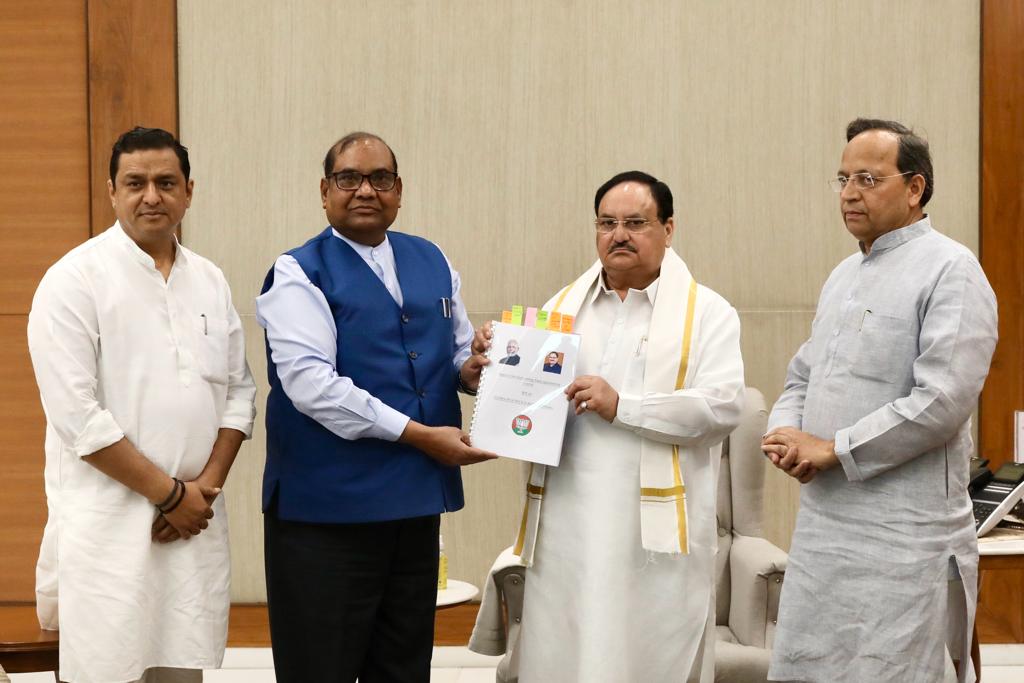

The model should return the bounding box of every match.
[27,223,257,683]
[518,273,744,683]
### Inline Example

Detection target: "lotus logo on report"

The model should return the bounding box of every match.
[511,414,533,436]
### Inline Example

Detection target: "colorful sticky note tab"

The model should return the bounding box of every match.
[501,310,513,324]
[548,311,562,331]
[535,310,549,329]
[560,314,574,333]
[524,307,537,328]
[511,304,524,326]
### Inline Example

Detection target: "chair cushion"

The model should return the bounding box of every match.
[714,638,771,683]
[729,389,768,537]
[715,531,731,625]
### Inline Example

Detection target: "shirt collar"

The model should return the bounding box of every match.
[589,270,660,305]
[332,228,392,261]
[860,215,931,255]
[111,221,187,270]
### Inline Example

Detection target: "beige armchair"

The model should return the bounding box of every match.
[713,387,788,683]
[469,387,787,683]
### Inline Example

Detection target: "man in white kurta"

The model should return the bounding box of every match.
[27,127,256,683]
[509,172,744,682]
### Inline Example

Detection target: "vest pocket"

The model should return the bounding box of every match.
[196,315,230,385]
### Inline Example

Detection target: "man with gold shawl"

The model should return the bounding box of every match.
[496,171,745,681]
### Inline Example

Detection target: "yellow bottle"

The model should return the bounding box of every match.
[437,534,448,590]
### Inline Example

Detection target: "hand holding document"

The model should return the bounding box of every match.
[468,308,580,466]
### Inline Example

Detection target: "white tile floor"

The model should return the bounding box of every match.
[8,644,1024,682]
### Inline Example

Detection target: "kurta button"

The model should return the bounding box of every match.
[409,351,418,359]
[418,389,426,398]
[401,314,410,323]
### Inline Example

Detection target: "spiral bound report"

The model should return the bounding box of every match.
[468,320,580,466]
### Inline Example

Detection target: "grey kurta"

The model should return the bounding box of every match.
[767,218,997,683]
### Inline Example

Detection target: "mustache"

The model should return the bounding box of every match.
[608,243,637,254]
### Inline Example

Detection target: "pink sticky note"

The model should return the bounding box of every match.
[524,307,537,328]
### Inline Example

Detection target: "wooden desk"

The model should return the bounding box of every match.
[978,538,1024,643]
[0,604,58,678]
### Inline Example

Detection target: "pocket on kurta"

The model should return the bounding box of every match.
[849,312,916,384]
[196,316,230,385]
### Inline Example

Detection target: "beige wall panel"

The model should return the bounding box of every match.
[737,309,817,550]
[179,0,980,602]
[222,313,269,601]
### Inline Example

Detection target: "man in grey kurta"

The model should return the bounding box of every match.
[761,118,997,683]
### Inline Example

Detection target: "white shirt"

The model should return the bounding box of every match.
[27,222,257,683]
[255,230,474,441]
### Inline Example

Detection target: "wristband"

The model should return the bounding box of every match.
[458,374,478,397]
[158,479,185,514]
[155,477,181,510]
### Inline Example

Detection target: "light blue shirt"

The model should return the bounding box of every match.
[256,229,474,443]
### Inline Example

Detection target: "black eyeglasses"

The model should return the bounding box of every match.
[328,169,399,192]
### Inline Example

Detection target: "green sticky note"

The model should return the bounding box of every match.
[535,310,549,329]
[511,304,524,326]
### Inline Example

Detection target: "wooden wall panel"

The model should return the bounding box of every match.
[87,0,178,234]
[0,318,50,600]
[0,0,179,602]
[0,1,91,315]
[975,0,1024,647]
[979,0,1024,468]
[0,0,90,602]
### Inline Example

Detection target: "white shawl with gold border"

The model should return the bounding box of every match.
[514,247,718,564]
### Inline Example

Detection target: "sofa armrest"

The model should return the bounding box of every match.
[728,534,787,649]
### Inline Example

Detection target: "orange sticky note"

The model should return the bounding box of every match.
[501,310,513,324]
[548,311,562,331]
[560,314,574,333]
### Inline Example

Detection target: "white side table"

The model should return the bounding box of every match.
[437,579,478,609]
[978,537,1024,557]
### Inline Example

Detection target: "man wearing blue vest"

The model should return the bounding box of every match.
[256,132,496,683]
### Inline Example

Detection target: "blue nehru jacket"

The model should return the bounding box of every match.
[261,229,465,523]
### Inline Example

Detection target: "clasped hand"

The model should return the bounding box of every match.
[151,479,220,544]
[760,427,839,484]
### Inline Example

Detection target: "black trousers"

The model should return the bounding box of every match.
[264,501,440,683]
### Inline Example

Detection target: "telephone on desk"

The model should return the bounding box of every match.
[971,458,1024,537]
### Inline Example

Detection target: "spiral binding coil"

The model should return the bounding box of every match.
[468,320,500,442]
